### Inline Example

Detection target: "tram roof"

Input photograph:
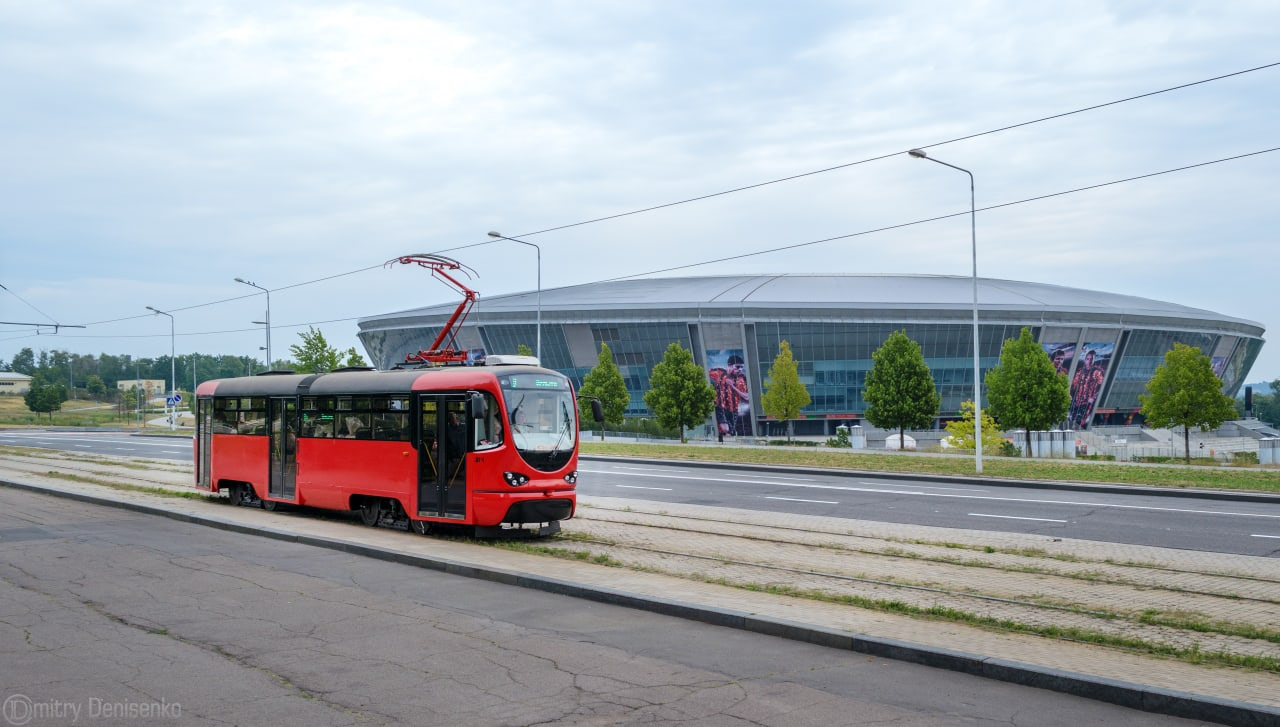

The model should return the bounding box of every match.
[199,365,562,398]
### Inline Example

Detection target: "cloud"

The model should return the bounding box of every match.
[0,1,1276,381]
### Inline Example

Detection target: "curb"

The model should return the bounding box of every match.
[580,454,1280,504]
[2,478,1276,726]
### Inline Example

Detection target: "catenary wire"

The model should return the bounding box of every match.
[37,60,1280,333]
[4,145,1275,346]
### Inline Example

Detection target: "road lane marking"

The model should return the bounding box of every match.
[861,481,986,492]
[1251,534,1280,539]
[766,496,838,504]
[970,513,1068,523]
[616,485,673,491]
[578,468,1279,520]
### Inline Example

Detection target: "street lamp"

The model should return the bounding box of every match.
[145,305,177,431]
[235,277,272,371]
[907,148,983,474]
[487,232,541,362]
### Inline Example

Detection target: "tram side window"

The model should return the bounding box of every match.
[476,393,503,449]
[238,397,267,435]
[338,412,371,438]
[301,413,335,438]
[372,412,410,441]
[212,398,237,434]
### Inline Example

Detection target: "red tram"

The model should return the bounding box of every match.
[194,356,601,537]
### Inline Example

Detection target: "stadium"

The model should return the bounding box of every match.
[356,274,1265,438]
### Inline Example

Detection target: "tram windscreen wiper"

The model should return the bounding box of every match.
[550,400,574,454]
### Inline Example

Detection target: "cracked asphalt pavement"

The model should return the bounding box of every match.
[0,487,1217,726]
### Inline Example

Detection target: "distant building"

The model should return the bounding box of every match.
[356,274,1265,436]
[117,379,167,401]
[0,371,33,395]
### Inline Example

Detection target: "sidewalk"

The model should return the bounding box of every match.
[0,465,1277,726]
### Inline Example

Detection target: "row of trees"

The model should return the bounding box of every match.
[573,328,1238,464]
[4,327,365,394]
[575,340,812,444]
[863,328,1236,464]
[8,327,366,419]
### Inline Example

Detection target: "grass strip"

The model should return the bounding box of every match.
[490,538,1280,673]
[582,442,1280,492]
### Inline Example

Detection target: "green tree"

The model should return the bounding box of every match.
[863,330,940,450]
[578,343,630,432]
[342,347,368,368]
[517,343,534,357]
[1140,343,1237,464]
[86,374,108,397]
[944,400,1006,454]
[289,327,344,373]
[121,386,139,418]
[23,373,67,421]
[10,347,36,375]
[643,342,715,443]
[1247,380,1280,427]
[760,340,810,442]
[984,327,1071,457]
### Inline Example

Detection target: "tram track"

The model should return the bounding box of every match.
[0,447,194,492]
[561,503,1280,669]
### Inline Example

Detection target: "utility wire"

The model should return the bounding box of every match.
[5,144,1275,346]
[52,58,1280,332]
[2,62,1276,347]
[503,61,1280,239]
[0,282,62,325]
[601,146,1280,281]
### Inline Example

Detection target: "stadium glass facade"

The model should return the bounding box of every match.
[357,275,1265,437]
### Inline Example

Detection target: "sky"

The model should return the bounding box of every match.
[2,1,1277,384]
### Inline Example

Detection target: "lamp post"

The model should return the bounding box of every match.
[907,148,983,474]
[235,277,272,371]
[487,232,541,362]
[145,305,177,431]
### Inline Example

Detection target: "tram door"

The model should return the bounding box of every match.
[197,398,213,490]
[267,398,297,500]
[417,395,468,519]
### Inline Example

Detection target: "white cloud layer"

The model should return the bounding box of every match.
[2,1,1277,382]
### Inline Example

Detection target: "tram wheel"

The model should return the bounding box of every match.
[261,499,279,512]
[359,498,383,527]
[410,519,431,535]
[226,485,245,507]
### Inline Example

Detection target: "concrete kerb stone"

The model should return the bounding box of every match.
[3,476,1278,727]
[580,454,1280,504]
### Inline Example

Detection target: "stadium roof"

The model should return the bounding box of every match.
[360,274,1264,335]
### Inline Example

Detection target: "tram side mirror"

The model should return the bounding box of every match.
[590,399,604,423]
[468,392,487,420]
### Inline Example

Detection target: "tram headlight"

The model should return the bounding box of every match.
[503,471,530,487]
[563,470,577,484]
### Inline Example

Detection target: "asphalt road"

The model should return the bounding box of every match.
[0,486,1212,726]
[4,429,1277,557]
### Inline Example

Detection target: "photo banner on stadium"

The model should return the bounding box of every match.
[1068,342,1115,429]
[1042,342,1075,378]
[706,348,753,437]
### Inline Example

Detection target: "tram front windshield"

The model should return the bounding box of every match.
[499,372,577,471]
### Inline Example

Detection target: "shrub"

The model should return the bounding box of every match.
[1232,451,1259,466]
